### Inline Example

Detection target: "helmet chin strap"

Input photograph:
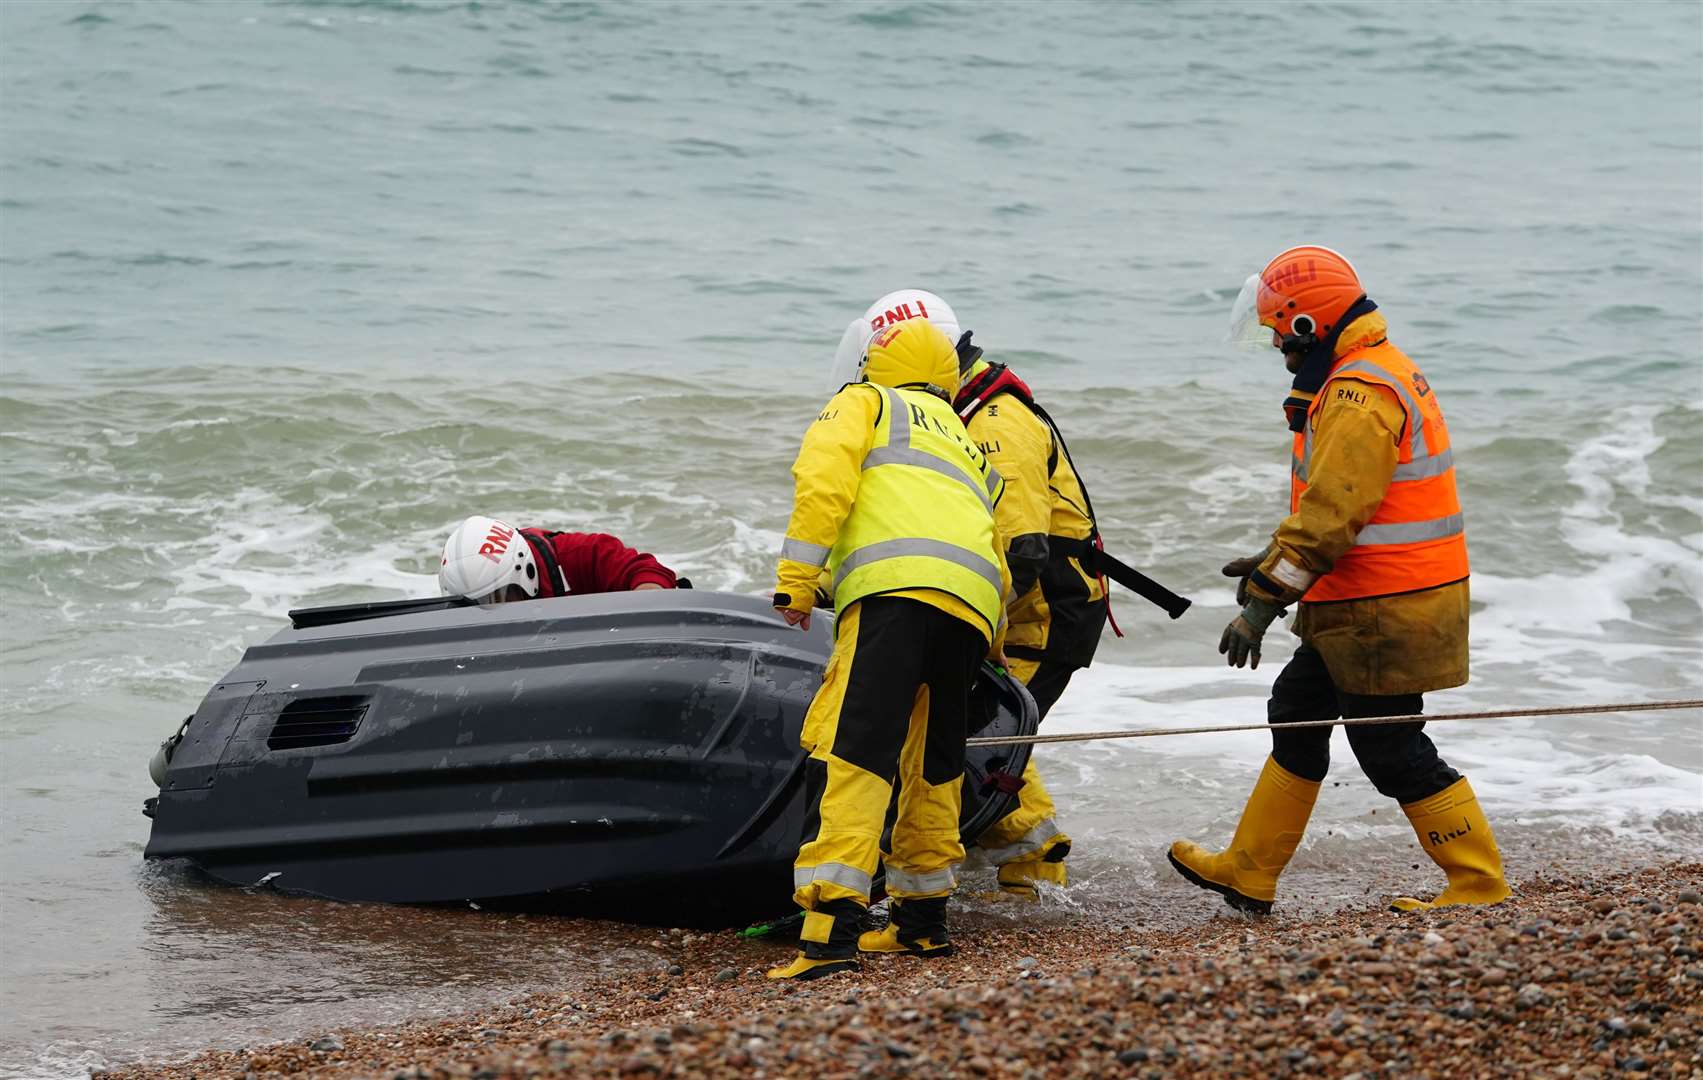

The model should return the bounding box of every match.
[897,380,953,402]
[1282,296,1378,432]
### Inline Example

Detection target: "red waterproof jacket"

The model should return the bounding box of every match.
[518,528,678,597]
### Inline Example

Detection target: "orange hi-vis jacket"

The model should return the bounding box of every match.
[1291,340,1469,603]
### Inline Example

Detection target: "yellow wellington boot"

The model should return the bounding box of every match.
[997,857,1067,899]
[765,952,860,980]
[1390,777,1511,912]
[1167,756,1321,914]
[997,834,1070,899]
[856,923,954,956]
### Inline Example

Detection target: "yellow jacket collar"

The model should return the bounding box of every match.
[1333,312,1389,358]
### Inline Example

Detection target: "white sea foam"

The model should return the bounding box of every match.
[1556,404,1703,600]
[1467,405,1703,695]
[159,416,232,431]
[1175,461,1290,526]
[144,494,429,616]
[1036,659,1701,849]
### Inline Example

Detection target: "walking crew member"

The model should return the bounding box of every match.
[768,317,1010,981]
[842,289,1102,897]
[1169,246,1510,914]
[438,515,678,603]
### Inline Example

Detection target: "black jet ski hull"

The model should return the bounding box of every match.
[143,591,1036,924]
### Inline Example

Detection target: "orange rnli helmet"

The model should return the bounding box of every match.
[1228,246,1365,352]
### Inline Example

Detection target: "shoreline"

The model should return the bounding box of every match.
[104,862,1701,1079]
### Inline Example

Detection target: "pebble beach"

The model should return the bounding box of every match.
[105,862,1702,1080]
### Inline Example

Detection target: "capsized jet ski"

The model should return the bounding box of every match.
[143,590,1036,925]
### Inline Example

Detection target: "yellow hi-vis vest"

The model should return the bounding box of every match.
[829,384,1006,636]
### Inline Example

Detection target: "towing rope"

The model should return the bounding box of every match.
[965,698,1703,747]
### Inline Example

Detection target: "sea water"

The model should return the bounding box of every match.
[2,1,1700,1074]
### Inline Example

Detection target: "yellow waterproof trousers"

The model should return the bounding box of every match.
[792,596,987,909]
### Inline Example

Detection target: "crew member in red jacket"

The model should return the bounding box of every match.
[438,515,679,603]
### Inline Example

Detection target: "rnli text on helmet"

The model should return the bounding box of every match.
[479,522,515,562]
[869,299,930,332]
[1264,258,1320,293]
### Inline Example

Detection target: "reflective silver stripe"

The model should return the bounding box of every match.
[1270,558,1316,592]
[1355,511,1465,547]
[1295,423,1315,482]
[880,386,912,448]
[1392,446,1454,481]
[794,861,872,897]
[986,464,1003,503]
[1304,374,1454,483]
[865,385,995,513]
[884,865,956,895]
[1303,445,1449,484]
[780,537,832,567]
[832,537,1003,599]
[864,446,995,513]
[977,818,1062,865]
[1330,360,1428,459]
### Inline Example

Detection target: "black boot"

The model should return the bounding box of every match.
[858,897,953,956]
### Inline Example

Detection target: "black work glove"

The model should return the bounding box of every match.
[1219,597,1284,670]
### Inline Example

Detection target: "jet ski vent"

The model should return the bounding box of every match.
[267,696,368,751]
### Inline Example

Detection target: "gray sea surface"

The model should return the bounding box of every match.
[2,1,1700,1075]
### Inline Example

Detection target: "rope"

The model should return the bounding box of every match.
[965,698,1703,748]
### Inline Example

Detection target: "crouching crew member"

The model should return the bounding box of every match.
[844,289,1102,897]
[1169,246,1509,914]
[768,317,1010,981]
[438,515,678,603]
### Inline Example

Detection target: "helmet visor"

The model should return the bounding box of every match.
[1226,273,1279,351]
[827,317,871,391]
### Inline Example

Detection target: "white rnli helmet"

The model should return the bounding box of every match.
[828,289,961,390]
[438,515,540,604]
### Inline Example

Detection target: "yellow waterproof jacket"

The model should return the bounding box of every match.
[775,323,1010,650]
[958,360,1106,668]
[1246,313,1469,696]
